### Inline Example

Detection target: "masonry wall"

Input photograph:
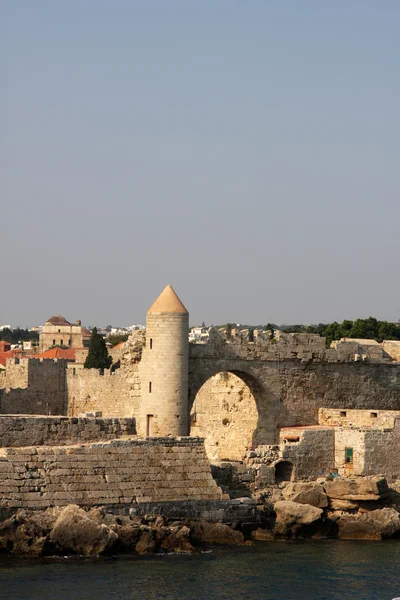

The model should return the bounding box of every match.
[67,332,144,418]
[278,428,336,480]
[0,437,223,510]
[67,369,139,417]
[189,334,400,446]
[334,428,366,476]
[0,416,136,448]
[319,408,400,428]
[0,358,68,415]
[363,421,400,482]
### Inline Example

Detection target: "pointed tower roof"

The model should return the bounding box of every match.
[147,285,188,315]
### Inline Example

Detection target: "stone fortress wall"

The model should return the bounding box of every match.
[0,415,136,448]
[0,436,223,510]
[1,328,399,454]
[0,358,68,415]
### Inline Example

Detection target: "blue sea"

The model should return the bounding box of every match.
[0,540,399,600]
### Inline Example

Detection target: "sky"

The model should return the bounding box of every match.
[2,1,399,328]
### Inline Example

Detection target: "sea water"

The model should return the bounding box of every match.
[0,540,399,600]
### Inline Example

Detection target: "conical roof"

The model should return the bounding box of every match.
[147,285,188,315]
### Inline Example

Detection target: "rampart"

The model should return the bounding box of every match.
[0,358,68,415]
[0,416,136,448]
[0,437,223,510]
[189,330,400,447]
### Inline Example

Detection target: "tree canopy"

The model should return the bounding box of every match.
[84,327,112,370]
[0,328,39,345]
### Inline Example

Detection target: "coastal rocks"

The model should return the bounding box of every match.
[190,521,244,545]
[325,477,389,501]
[161,526,194,553]
[273,501,323,538]
[282,482,328,508]
[50,505,118,556]
[135,530,156,554]
[337,508,400,540]
[251,528,275,541]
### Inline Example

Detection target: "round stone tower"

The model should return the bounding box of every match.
[139,284,189,437]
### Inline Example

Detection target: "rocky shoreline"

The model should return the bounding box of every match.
[1,476,400,557]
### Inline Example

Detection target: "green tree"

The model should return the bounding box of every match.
[84,327,112,370]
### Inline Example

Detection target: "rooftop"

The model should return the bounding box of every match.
[147,284,188,315]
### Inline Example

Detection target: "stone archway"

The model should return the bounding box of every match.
[189,368,278,462]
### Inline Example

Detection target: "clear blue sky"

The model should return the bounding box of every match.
[2,1,399,327]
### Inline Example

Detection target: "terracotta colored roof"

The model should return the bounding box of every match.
[46,315,71,326]
[35,348,77,361]
[112,341,124,349]
[0,349,24,367]
[147,285,188,315]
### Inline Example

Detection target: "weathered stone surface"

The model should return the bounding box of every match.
[161,526,194,553]
[337,508,400,540]
[251,527,275,541]
[329,499,359,510]
[283,483,328,508]
[190,521,244,545]
[325,477,389,501]
[50,505,117,556]
[135,530,156,554]
[273,501,323,537]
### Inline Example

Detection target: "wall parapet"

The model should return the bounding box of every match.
[0,415,136,447]
[189,328,399,365]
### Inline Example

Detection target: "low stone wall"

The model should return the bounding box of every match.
[279,427,336,480]
[0,416,136,448]
[0,437,223,510]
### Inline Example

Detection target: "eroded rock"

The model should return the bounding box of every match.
[283,482,328,508]
[50,504,117,556]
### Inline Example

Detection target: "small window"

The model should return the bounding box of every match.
[149,382,152,393]
[345,447,353,464]
[58,329,61,333]
[53,339,56,346]
[69,339,72,346]
[149,338,153,349]
[340,411,347,417]
[370,412,377,418]
[60,340,63,346]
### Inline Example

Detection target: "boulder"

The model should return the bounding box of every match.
[283,482,328,508]
[273,501,323,538]
[13,523,48,558]
[0,515,17,552]
[325,477,389,501]
[251,528,275,541]
[190,521,244,546]
[338,508,400,540]
[50,505,117,556]
[135,530,156,554]
[161,526,194,553]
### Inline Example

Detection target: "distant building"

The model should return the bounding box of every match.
[39,315,91,352]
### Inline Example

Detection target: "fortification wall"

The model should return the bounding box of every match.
[0,437,223,510]
[0,358,68,415]
[67,332,144,417]
[0,416,136,448]
[66,369,138,417]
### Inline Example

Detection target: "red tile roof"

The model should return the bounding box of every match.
[35,348,77,361]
